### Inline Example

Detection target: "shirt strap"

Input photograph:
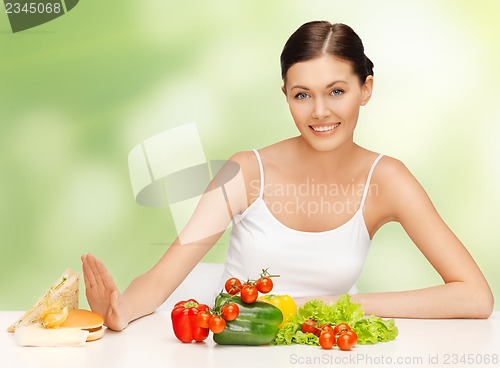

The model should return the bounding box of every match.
[360,154,384,209]
[251,149,265,198]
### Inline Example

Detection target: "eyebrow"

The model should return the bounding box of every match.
[290,80,347,91]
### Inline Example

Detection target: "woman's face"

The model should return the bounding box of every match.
[283,54,373,152]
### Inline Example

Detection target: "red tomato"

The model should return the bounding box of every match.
[224,278,243,295]
[334,323,351,335]
[195,310,212,328]
[319,323,334,334]
[256,277,273,293]
[221,303,239,321]
[343,330,358,345]
[192,326,209,342]
[208,315,226,334]
[301,319,320,336]
[337,331,357,351]
[240,284,259,303]
[319,331,335,349]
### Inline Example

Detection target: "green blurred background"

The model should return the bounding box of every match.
[0,0,498,310]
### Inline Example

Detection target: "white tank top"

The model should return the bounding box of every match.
[219,150,384,299]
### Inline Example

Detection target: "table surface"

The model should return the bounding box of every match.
[2,311,499,368]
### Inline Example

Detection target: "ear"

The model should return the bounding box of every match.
[281,85,288,101]
[360,76,374,106]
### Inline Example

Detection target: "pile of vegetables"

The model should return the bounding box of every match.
[171,269,286,345]
[273,294,398,346]
[171,268,398,349]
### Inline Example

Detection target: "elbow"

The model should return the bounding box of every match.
[448,279,495,319]
[476,292,494,319]
[466,286,495,319]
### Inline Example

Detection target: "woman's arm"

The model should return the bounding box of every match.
[352,157,494,318]
[82,152,253,330]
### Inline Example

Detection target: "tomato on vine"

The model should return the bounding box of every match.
[195,310,212,328]
[256,268,279,294]
[224,277,242,295]
[319,323,334,334]
[208,315,226,334]
[256,277,273,294]
[319,331,335,349]
[240,284,259,303]
[336,327,358,351]
[301,319,320,336]
[221,303,239,321]
[334,322,351,335]
[342,330,358,346]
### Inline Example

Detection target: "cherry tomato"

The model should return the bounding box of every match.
[319,331,335,349]
[195,310,212,328]
[192,326,210,342]
[256,277,273,294]
[221,303,239,321]
[224,278,243,295]
[337,331,357,351]
[240,284,259,303]
[334,322,351,335]
[208,315,226,334]
[319,323,334,334]
[301,319,320,336]
[343,330,358,345]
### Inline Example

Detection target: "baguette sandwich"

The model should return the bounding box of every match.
[7,268,79,333]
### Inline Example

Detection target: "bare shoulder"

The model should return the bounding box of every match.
[227,150,261,178]
[226,140,293,204]
[371,155,423,198]
[226,150,261,203]
[370,155,431,221]
[227,150,257,167]
[373,155,414,182]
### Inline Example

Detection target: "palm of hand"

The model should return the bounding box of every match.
[81,254,129,331]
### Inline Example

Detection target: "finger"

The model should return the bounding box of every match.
[88,254,106,289]
[94,256,118,291]
[81,254,98,289]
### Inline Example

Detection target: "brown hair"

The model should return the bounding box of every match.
[280,21,374,84]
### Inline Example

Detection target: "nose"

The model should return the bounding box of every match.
[311,97,331,119]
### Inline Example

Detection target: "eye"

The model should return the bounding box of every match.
[294,92,309,100]
[331,89,344,96]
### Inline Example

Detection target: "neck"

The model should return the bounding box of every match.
[293,136,359,174]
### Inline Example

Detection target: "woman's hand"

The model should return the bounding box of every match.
[81,253,129,331]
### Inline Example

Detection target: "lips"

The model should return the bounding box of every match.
[309,123,341,135]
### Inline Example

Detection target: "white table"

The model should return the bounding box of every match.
[2,311,499,368]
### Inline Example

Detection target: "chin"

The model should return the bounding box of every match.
[303,136,346,153]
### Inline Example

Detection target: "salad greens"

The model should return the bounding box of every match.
[273,294,398,346]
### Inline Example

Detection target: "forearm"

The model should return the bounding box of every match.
[121,234,222,323]
[350,282,494,319]
[120,271,173,323]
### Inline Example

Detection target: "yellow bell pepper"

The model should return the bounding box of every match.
[258,294,297,327]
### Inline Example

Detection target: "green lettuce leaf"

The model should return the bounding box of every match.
[354,315,399,344]
[272,294,398,346]
[329,294,364,325]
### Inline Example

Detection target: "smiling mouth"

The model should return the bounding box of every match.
[309,123,341,132]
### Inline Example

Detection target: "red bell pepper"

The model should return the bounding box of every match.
[171,299,210,343]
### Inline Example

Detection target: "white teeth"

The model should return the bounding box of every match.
[311,123,340,132]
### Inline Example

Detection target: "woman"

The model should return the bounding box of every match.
[82,21,493,331]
